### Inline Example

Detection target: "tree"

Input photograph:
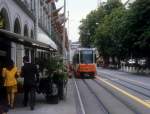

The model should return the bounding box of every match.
[124,0,150,58]
[103,0,123,15]
[95,7,127,58]
[79,6,105,47]
[94,0,124,65]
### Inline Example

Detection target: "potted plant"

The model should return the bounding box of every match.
[47,56,68,100]
[40,56,68,103]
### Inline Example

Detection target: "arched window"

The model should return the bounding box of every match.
[0,8,10,30]
[24,24,28,37]
[14,18,21,34]
[31,29,34,39]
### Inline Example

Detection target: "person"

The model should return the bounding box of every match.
[2,59,18,109]
[0,62,9,114]
[0,92,9,114]
[21,56,39,110]
[68,63,73,78]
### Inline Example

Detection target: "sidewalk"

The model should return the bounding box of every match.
[9,79,77,114]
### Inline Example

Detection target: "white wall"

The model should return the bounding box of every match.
[0,0,35,68]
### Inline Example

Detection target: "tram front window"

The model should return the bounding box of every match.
[80,50,93,64]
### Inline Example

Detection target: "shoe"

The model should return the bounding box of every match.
[23,103,27,107]
[30,106,34,110]
[23,101,27,107]
[10,104,14,109]
[11,106,14,109]
[7,104,11,109]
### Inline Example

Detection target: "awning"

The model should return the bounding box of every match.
[37,28,57,50]
[0,29,56,51]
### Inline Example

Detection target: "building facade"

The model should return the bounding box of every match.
[0,0,68,69]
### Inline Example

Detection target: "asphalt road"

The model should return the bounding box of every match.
[75,68,150,114]
[8,69,150,114]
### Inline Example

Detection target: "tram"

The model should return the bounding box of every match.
[73,48,97,78]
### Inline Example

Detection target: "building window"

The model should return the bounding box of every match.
[31,29,34,39]
[25,48,29,57]
[24,24,28,37]
[0,8,10,30]
[14,18,21,34]
[31,0,35,13]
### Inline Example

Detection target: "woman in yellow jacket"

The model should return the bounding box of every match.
[2,59,18,109]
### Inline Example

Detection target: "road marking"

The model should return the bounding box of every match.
[97,71,150,87]
[96,76,150,108]
[145,100,150,105]
[116,76,150,87]
[73,78,86,114]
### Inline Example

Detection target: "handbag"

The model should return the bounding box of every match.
[17,77,24,93]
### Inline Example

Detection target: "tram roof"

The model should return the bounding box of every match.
[78,48,96,51]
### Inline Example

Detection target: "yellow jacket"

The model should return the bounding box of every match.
[2,67,18,86]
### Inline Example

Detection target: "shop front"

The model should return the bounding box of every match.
[0,38,11,67]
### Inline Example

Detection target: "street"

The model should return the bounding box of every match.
[74,68,150,114]
[8,68,150,114]
[1,0,150,114]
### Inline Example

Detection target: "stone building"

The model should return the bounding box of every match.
[0,0,68,69]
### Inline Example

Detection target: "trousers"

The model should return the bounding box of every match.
[23,85,36,109]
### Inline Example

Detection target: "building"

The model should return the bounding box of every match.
[0,0,69,69]
[69,41,80,63]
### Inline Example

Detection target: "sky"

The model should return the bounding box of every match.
[56,0,128,42]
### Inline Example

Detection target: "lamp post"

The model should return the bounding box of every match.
[63,0,66,63]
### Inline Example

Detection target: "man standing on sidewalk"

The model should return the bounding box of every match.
[21,56,39,110]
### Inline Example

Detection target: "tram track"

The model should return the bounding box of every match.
[82,79,110,114]
[92,79,138,114]
[79,78,137,114]
[74,75,145,114]
[98,73,150,99]
[99,72,150,91]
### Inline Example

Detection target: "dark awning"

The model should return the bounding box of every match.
[0,29,57,52]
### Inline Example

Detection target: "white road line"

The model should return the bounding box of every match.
[73,78,86,114]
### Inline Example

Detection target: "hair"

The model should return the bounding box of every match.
[23,56,29,62]
[6,59,14,70]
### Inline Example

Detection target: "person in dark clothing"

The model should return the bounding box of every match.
[0,62,9,114]
[21,56,39,110]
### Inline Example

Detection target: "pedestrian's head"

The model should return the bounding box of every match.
[23,56,29,63]
[6,59,14,70]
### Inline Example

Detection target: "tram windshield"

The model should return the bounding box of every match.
[80,50,93,64]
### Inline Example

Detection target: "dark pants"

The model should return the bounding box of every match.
[23,85,36,109]
[0,86,8,113]
[57,81,64,99]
